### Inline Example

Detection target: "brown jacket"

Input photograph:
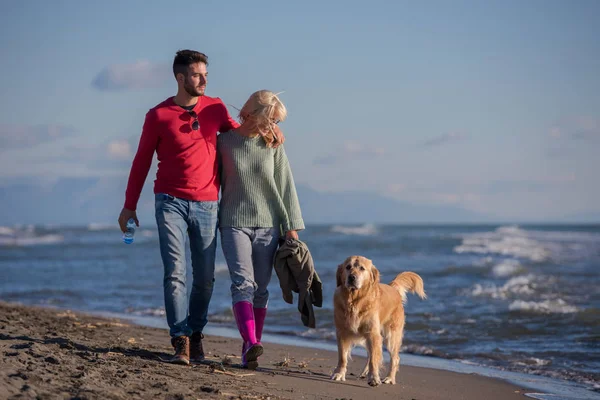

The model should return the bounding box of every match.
[274,239,323,328]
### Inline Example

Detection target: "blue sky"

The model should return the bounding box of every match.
[1,0,599,221]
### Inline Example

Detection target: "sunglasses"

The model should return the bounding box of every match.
[188,110,199,130]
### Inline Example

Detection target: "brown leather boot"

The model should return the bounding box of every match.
[170,336,190,365]
[190,332,205,363]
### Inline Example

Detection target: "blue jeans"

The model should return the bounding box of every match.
[220,227,280,308]
[155,193,218,338]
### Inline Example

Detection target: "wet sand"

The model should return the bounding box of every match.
[0,301,531,399]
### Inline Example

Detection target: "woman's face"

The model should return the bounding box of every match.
[252,110,281,135]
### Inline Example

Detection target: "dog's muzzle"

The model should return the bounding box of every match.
[346,274,358,289]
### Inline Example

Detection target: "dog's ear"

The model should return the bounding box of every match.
[336,264,344,287]
[371,265,380,285]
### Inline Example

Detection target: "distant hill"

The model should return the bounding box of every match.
[296,185,490,224]
[0,177,512,226]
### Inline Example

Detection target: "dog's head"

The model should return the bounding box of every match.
[336,255,380,291]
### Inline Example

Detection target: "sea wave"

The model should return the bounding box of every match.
[491,259,524,277]
[470,274,541,299]
[125,307,166,317]
[454,226,551,262]
[298,328,336,341]
[87,223,117,231]
[0,226,15,235]
[0,233,64,247]
[0,225,65,247]
[454,225,600,263]
[330,224,378,236]
[401,344,449,358]
[509,299,579,314]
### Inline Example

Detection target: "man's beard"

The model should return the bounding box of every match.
[184,79,204,97]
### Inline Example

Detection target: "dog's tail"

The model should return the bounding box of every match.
[390,272,427,304]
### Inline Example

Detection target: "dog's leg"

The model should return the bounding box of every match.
[331,335,351,381]
[365,329,382,386]
[383,329,403,384]
[359,361,369,379]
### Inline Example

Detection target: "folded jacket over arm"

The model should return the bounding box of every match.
[274,239,323,328]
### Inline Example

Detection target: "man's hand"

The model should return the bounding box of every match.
[285,230,299,241]
[272,125,285,148]
[118,208,139,233]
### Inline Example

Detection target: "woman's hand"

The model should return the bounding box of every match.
[285,230,299,240]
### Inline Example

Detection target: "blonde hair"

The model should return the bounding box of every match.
[239,90,287,147]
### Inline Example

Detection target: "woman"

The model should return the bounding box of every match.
[218,90,304,369]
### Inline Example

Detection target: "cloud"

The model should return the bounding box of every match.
[549,116,599,141]
[422,132,468,147]
[92,60,170,91]
[66,137,136,166]
[17,136,137,172]
[0,124,76,150]
[107,139,133,160]
[313,140,386,165]
[387,183,406,193]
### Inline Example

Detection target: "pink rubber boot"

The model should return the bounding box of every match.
[233,301,263,369]
[254,307,267,343]
[254,307,267,363]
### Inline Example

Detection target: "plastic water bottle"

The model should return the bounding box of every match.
[122,218,136,244]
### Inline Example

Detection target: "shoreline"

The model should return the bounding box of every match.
[0,301,593,400]
[95,308,598,400]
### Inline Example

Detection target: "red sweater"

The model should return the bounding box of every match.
[124,96,239,211]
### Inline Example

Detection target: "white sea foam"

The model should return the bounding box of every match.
[470,274,539,299]
[454,226,551,262]
[0,226,15,235]
[509,299,579,314]
[0,225,65,247]
[492,259,523,277]
[522,229,600,243]
[473,256,494,267]
[402,345,434,355]
[0,233,64,246]
[331,224,377,236]
[126,307,166,317]
[516,357,552,367]
[455,225,600,263]
[87,223,115,231]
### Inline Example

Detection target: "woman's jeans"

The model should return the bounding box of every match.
[155,193,218,338]
[220,227,280,308]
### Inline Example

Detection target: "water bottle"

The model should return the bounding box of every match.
[122,218,136,244]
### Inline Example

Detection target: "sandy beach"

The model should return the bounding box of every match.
[0,301,534,400]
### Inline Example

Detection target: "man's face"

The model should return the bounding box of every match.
[182,62,207,97]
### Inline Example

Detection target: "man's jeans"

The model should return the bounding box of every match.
[155,193,218,338]
[220,227,280,308]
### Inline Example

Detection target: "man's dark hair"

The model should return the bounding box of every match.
[173,50,209,78]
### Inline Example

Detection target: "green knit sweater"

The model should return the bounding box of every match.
[217,131,305,232]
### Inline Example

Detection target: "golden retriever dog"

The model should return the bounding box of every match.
[330,256,426,387]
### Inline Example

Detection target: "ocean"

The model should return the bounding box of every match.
[1,223,599,397]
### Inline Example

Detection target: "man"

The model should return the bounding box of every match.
[118,50,283,364]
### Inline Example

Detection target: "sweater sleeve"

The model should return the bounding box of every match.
[124,111,159,211]
[273,145,305,231]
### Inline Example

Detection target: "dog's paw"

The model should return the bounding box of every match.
[368,376,381,387]
[382,376,395,385]
[331,372,346,381]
